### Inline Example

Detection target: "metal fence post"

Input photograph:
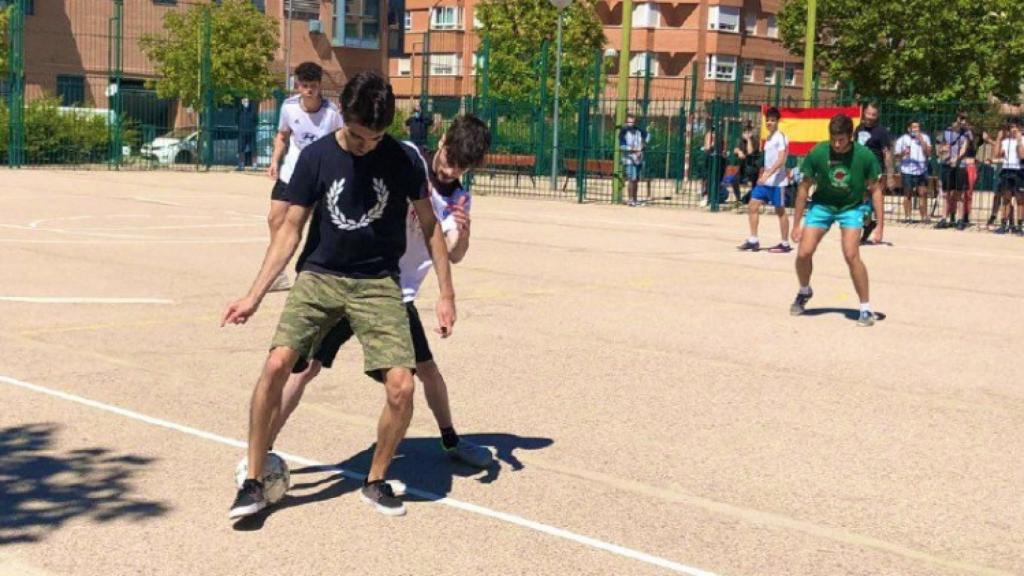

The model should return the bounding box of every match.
[534,41,550,178]
[200,5,214,169]
[709,98,722,212]
[108,0,124,169]
[7,0,25,168]
[576,96,589,203]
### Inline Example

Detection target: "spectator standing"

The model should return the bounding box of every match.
[894,120,933,223]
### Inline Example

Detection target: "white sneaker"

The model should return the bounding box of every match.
[268,272,291,292]
[446,441,494,469]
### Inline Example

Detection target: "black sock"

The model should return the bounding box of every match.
[440,426,460,450]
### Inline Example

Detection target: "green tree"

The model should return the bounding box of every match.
[476,0,606,103]
[139,0,278,110]
[779,0,1024,105]
[0,5,10,77]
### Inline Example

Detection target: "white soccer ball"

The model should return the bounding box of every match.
[235,453,290,504]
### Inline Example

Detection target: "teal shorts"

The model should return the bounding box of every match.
[804,202,869,230]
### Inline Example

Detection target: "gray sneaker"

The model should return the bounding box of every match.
[857,310,876,327]
[268,272,291,292]
[446,441,494,469]
[790,289,813,316]
[361,480,406,516]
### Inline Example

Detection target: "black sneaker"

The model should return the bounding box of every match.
[361,480,406,516]
[861,220,877,243]
[737,240,760,251]
[935,219,949,229]
[790,289,813,316]
[229,479,266,519]
[956,219,968,231]
[995,225,1009,235]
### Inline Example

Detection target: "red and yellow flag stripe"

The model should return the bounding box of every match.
[761,105,861,156]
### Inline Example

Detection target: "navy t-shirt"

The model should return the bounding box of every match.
[286,133,427,279]
[854,123,892,168]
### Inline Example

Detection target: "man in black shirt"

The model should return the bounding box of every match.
[223,72,456,519]
[405,105,433,147]
[854,101,894,243]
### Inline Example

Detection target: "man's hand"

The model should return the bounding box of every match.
[791,225,803,245]
[449,196,470,231]
[268,163,278,181]
[435,295,456,338]
[221,295,260,327]
[871,225,884,244]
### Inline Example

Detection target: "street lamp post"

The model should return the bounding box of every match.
[549,0,571,191]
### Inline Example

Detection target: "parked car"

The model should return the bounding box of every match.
[141,128,241,165]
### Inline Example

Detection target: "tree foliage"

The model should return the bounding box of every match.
[0,5,10,77]
[476,0,606,103]
[778,0,1024,105]
[139,0,278,110]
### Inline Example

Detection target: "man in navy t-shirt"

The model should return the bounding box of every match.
[223,72,457,519]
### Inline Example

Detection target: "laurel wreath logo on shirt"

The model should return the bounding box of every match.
[325,178,389,231]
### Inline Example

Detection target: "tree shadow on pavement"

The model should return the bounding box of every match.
[0,423,169,544]
[801,308,888,322]
[233,432,553,530]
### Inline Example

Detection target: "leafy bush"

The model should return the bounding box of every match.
[0,96,125,164]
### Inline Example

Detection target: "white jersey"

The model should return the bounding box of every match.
[398,142,470,303]
[894,133,931,176]
[762,130,789,187]
[276,96,344,183]
[1001,138,1022,170]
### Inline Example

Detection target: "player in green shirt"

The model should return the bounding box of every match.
[790,114,884,327]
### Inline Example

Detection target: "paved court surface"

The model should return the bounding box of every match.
[0,169,1021,576]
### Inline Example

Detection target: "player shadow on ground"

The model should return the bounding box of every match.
[0,423,169,545]
[232,432,553,531]
[800,308,888,322]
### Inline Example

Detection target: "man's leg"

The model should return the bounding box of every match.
[418,360,453,430]
[628,179,639,204]
[368,367,416,484]
[747,198,763,238]
[840,227,870,305]
[1015,192,1024,233]
[776,206,790,246]
[917,184,929,222]
[267,360,321,448]
[795,227,827,289]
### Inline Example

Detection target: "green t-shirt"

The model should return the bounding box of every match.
[800,142,881,211]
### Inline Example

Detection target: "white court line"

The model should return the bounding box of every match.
[0,297,174,304]
[0,374,717,576]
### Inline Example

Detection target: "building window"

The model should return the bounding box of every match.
[632,2,660,28]
[397,58,411,76]
[744,13,757,35]
[287,0,321,20]
[430,53,461,76]
[431,6,461,30]
[333,0,380,49]
[57,75,85,106]
[764,63,776,85]
[742,62,754,83]
[766,15,778,38]
[704,55,736,81]
[785,67,797,86]
[708,6,740,33]
[153,0,177,6]
[628,52,659,77]
[404,11,412,30]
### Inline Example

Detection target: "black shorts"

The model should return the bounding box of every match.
[942,166,968,191]
[998,169,1023,194]
[271,179,288,201]
[292,301,433,373]
[901,173,927,193]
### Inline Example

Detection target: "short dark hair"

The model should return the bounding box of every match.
[339,71,395,132]
[442,114,492,170]
[906,119,920,129]
[294,62,323,83]
[765,107,781,121]
[862,100,880,112]
[829,114,854,136]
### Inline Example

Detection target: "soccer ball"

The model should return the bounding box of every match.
[235,453,290,504]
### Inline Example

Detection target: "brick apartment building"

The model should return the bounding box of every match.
[10,0,388,121]
[389,0,825,103]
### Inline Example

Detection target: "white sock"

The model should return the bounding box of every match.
[799,286,811,295]
[781,240,791,247]
[748,236,759,244]
[860,302,872,313]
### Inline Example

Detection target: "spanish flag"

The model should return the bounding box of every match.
[761,105,861,156]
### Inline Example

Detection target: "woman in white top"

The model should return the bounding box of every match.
[996,121,1024,234]
[893,120,933,223]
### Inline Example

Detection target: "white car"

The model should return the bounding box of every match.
[141,128,201,165]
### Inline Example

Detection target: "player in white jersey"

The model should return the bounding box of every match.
[995,120,1024,235]
[738,107,791,253]
[265,115,494,468]
[266,62,344,291]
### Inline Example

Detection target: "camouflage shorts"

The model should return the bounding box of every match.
[270,271,415,381]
